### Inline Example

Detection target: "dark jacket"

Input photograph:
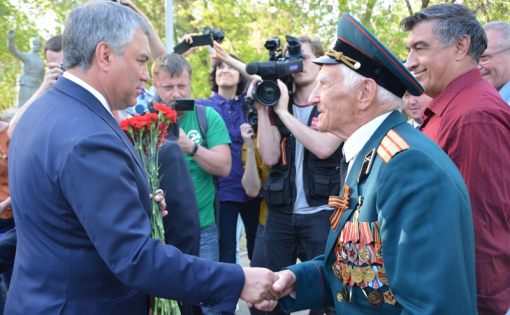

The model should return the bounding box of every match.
[264,106,342,212]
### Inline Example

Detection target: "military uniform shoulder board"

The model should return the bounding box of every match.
[377,129,410,163]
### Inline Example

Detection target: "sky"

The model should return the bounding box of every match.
[9,0,61,38]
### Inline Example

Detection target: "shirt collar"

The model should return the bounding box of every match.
[63,72,114,118]
[424,68,482,118]
[344,112,391,165]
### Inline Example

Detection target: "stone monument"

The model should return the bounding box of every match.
[7,29,45,107]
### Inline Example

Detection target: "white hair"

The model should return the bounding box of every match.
[339,64,403,110]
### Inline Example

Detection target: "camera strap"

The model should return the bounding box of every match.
[195,104,208,147]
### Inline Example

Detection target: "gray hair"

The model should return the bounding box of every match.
[152,53,193,80]
[483,21,510,47]
[339,65,402,110]
[63,1,151,70]
[400,3,487,62]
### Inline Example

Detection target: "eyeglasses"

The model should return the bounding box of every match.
[479,46,510,65]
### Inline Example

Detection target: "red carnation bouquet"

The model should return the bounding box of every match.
[120,103,180,315]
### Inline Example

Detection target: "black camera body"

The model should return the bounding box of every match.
[246,35,303,107]
[203,27,225,43]
[174,27,224,55]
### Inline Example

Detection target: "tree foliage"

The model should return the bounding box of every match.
[0,0,509,111]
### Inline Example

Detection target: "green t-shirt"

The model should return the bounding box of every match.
[178,106,231,228]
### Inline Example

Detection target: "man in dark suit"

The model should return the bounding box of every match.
[263,13,477,315]
[6,2,277,314]
[159,139,200,257]
[159,139,201,315]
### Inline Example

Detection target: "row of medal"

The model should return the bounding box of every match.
[331,255,396,306]
[336,219,383,266]
[332,216,397,307]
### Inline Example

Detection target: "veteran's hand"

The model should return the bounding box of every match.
[150,189,167,217]
[240,267,279,306]
[272,270,296,298]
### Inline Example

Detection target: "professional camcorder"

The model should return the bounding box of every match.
[246,35,303,107]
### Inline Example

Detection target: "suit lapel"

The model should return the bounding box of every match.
[54,78,146,175]
[324,111,406,256]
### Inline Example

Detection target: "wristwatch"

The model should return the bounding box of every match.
[189,142,199,156]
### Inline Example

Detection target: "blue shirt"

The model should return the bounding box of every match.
[499,80,510,104]
[196,92,248,203]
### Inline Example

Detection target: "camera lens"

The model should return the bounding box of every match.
[255,81,280,106]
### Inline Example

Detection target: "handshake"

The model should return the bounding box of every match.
[240,268,297,312]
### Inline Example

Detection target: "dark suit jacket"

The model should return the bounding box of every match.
[6,77,244,315]
[159,140,200,255]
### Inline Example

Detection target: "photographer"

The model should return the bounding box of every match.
[253,35,342,315]
[187,40,262,268]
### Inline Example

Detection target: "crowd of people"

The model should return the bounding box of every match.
[1,1,509,315]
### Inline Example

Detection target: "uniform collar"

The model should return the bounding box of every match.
[344,112,391,168]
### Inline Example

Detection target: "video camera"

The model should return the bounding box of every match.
[246,35,303,107]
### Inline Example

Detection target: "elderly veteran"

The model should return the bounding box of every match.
[261,13,477,315]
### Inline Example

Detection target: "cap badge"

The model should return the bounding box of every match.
[325,49,361,70]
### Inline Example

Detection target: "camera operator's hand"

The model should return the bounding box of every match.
[177,33,201,57]
[273,79,290,116]
[247,80,265,112]
[40,62,64,91]
[211,41,229,62]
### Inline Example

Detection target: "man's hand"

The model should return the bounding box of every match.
[247,80,266,113]
[251,270,296,312]
[40,63,64,91]
[177,128,195,155]
[272,270,296,299]
[240,267,279,307]
[240,123,255,143]
[273,79,290,116]
[150,189,167,217]
[177,33,200,57]
[211,41,229,62]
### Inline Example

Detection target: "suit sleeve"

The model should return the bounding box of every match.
[59,133,244,312]
[377,149,476,314]
[158,140,200,256]
[280,255,334,312]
